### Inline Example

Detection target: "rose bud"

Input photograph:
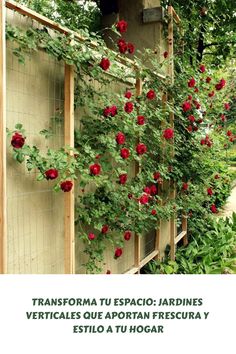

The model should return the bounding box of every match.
[45,169,58,180]
[60,180,73,192]
[11,132,25,149]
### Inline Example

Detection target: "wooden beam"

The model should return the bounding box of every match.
[0,0,7,274]
[174,230,187,245]
[172,7,181,24]
[168,6,174,83]
[182,214,188,246]
[64,64,75,274]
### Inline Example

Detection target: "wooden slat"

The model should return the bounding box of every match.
[174,230,187,245]
[124,266,139,274]
[134,76,142,272]
[172,7,181,24]
[139,250,158,269]
[0,0,7,274]
[64,64,75,274]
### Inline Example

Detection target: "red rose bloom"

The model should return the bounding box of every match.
[210,204,217,213]
[215,79,226,91]
[206,77,211,83]
[150,184,157,195]
[215,174,220,179]
[146,89,156,100]
[221,114,226,122]
[182,182,188,191]
[114,247,123,258]
[101,225,109,234]
[224,103,230,111]
[90,163,101,176]
[188,115,195,123]
[200,139,206,145]
[143,186,151,194]
[207,188,213,196]
[182,101,192,112]
[208,91,215,97]
[163,51,168,58]
[187,125,193,133]
[11,132,25,149]
[139,194,149,204]
[193,100,201,109]
[128,193,133,199]
[103,105,117,117]
[197,119,203,124]
[124,231,132,241]
[151,209,157,215]
[188,78,196,88]
[188,95,192,101]
[45,168,58,180]
[120,148,130,159]
[124,101,134,113]
[99,58,110,71]
[106,270,111,274]
[125,91,132,99]
[163,128,174,140]
[227,130,232,137]
[127,42,135,54]
[88,233,95,240]
[193,126,198,132]
[117,38,127,54]
[119,173,128,185]
[153,172,161,180]
[116,132,126,145]
[116,20,128,33]
[136,143,147,155]
[60,180,73,192]
[194,87,199,93]
[199,64,206,73]
[137,115,145,125]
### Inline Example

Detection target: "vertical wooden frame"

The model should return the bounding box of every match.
[0,0,7,274]
[64,64,75,274]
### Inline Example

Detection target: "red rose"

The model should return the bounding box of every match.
[127,42,135,54]
[88,233,95,240]
[182,101,192,112]
[188,78,196,88]
[103,105,117,117]
[200,139,206,145]
[114,247,123,258]
[194,87,199,93]
[124,101,134,113]
[227,130,232,137]
[45,168,58,180]
[221,114,226,122]
[120,148,130,159]
[139,194,149,204]
[124,231,132,241]
[125,91,132,99]
[193,100,201,109]
[106,270,111,274]
[224,103,230,111]
[119,173,128,185]
[197,119,203,124]
[146,90,156,100]
[60,180,73,192]
[182,182,188,191]
[163,51,168,58]
[220,78,226,87]
[99,58,110,71]
[193,126,198,132]
[11,132,25,149]
[214,174,220,179]
[206,77,211,83]
[101,225,109,234]
[118,38,127,54]
[199,64,206,73]
[188,95,192,101]
[151,209,157,215]
[163,128,174,140]
[210,204,217,213]
[136,143,147,155]
[153,171,161,180]
[187,125,193,133]
[208,91,215,97]
[128,193,133,199]
[116,132,126,145]
[207,188,213,196]
[188,115,195,122]
[90,163,101,175]
[137,115,145,125]
[143,186,151,194]
[116,20,128,33]
[215,79,226,91]
[150,184,157,195]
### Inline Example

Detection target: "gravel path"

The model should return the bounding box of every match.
[217,184,236,218]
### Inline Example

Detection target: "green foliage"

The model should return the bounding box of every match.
[145,213,236,274]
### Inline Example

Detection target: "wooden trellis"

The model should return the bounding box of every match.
[0,0,184,274]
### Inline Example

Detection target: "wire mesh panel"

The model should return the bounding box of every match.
[6,9,65,273]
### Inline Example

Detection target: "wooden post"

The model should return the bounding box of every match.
[134,76,142,273]
[64,64,75,274]
[182,213,188,246]
[0,0,6,274]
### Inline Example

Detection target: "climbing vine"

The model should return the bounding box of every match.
[6,16,233,273]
